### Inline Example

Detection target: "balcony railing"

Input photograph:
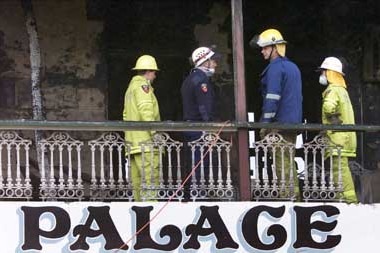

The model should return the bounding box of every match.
[0,120,378,202]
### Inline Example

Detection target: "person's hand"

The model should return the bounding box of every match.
[259,128,267,139]
[330,115,343,125]
[260,128,279,139]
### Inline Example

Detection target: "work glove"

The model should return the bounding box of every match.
[260,128,279,139]
[329,115,343,125]
[259,128,267,139]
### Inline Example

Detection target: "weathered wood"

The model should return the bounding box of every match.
[232,0,250,201]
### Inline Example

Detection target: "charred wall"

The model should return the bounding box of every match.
[101,0,234,122]
[0,0,106,120]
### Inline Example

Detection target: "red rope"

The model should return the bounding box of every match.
[114,121,230,252]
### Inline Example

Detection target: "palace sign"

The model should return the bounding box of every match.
[0,202,379,252]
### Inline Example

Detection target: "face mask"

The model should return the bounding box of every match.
[206,68,215,76]
[319,74,328,86]
[198,66,215,77]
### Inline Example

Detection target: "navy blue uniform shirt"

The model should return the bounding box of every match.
[260,56,303,124]
[181,68,215,121]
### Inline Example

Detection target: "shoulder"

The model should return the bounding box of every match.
[322,86,338,98]
[280,57,300,71]
[188,69,208,85]
[130,76,151,93]
[130,75,146,86]
[263,60,283,76]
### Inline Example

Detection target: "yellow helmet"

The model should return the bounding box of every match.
[132,55,159,71]
[256,29,287,47]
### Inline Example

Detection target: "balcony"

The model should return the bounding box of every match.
[0,120,378,203]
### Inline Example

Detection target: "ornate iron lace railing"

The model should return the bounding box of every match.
[251,132,297,201]
[139,133,184,201]
[301,134,343,202]
[251,132,345,202]
[0,131,32,199]
[88,132,133,201]
[0,130,235,201]
[0,124,374,202]
[187,132,234,201]
[38,132,84,200]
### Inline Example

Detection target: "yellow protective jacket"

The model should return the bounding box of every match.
[322,83,356,157]
[123,75,160,154]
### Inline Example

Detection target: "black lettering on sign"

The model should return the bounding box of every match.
[293,205,341,249]
[21,206,71,250]
[133,206,182,251]
[70,206,127,250]
[184,205,239,250]
[242,205,286,250]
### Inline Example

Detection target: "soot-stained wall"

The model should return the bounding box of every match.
[0,0,106,120]
[102,0,234,122]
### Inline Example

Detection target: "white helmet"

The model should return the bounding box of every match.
[319,57,344,75]
[191,47,215,67]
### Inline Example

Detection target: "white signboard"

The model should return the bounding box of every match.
[1,201,380,252]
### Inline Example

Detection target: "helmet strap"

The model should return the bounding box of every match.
[269,45,280,61]
[269,46,274,60]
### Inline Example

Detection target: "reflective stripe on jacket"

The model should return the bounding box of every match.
[260,56,303,123]
[123,75,160,154]
[322,83,356,157]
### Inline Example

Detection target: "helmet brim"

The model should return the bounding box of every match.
[132,68,160,71]
[249,34,260,48]
[315,67,344,76]
[210,52,222,60]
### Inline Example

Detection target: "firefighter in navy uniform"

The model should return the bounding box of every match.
[252,28,303,200]
[181,47,219,185]
[181,47,218,122]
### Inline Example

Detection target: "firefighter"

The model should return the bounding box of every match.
[181,46,218,123]
[123,55,160,201]
[317,56,358,203]
[181,46,219,184]
[252,28,303,200]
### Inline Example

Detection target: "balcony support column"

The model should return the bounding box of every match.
[231,0,250,200]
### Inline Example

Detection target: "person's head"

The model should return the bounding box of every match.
[132,55,159,83]
[191,47,220,76]
[251,28,287,61]
[317,57,345,86]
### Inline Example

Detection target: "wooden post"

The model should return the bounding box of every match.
[231,0,250,200]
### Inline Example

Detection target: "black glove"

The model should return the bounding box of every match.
[329,115,343,125]
[259,128,267,139]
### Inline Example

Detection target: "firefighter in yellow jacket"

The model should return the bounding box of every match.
[123,55,160,201]
[317,57,358,203]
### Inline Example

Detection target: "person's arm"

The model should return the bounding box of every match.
[323,89,342,124]
[260,67,282,123]
[195,82,213,121]
[135,84,155,122]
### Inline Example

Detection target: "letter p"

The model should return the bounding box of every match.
[21,206,70,250]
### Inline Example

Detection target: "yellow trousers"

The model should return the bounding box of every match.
[274,132,299,200]
[130,152,159,201]
[331,156,358,203]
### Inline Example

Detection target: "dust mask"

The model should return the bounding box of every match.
[198,66,215,77]
[319,74,328,86]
